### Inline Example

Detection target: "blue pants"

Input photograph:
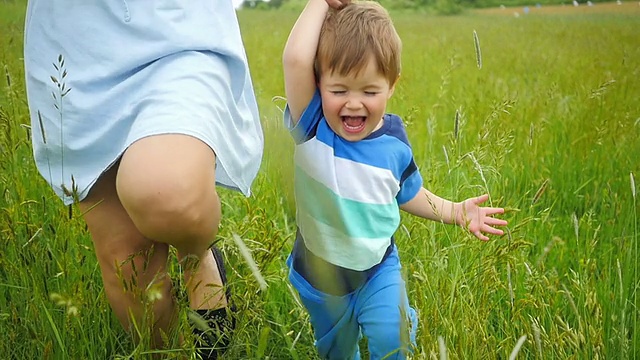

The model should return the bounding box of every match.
[287,246,417,360]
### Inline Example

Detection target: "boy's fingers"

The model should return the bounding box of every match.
[484,207,505,215]
[474,231,489,241]
[485,218,508,226]
[482,225,505,235]
[474,194,489,204]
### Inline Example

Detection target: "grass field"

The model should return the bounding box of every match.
[1,1,639,359]
[475,1,640,15]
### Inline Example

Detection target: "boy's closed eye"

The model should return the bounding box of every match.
[329,90,379,96]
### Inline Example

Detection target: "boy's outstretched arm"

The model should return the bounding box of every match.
[400,188,508,241]
[283,0,329,125]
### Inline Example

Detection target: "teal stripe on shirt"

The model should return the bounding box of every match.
[295,165,399,239]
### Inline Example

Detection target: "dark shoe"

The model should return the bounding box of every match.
[192,246,236,360]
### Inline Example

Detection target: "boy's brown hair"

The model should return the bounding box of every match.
[315,1,402,86]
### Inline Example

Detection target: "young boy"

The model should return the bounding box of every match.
[282,0,508,358]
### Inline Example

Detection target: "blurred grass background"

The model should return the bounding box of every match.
[1,2,639,359]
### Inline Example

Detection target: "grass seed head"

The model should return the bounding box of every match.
[473,30,482,69]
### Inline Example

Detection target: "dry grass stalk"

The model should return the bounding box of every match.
[532,178,549,206]
[508,335,527,360]
[438,336,448,360]
[232,233,267,291]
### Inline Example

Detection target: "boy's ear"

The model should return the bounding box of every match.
[388,74,401,98]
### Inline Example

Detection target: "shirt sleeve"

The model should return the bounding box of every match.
[284,89,324,144]
[393,118,423,205]
[397,160,422,205]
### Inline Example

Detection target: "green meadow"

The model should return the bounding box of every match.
[1,2,639,359]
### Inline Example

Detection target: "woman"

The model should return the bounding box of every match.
[23,0,349,357]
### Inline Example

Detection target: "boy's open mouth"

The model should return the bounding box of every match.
[342,116,366,133]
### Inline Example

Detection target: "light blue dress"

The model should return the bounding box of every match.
[24,0,264,205]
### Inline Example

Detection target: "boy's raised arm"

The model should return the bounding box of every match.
[282,0,329,125]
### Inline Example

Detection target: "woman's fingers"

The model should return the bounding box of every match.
[325,0,350,9]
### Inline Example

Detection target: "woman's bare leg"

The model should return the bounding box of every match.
[80,165,177,347]
[116,134,226,310]
[80,134,227,349]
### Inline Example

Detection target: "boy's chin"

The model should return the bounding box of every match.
[338,130,369,142]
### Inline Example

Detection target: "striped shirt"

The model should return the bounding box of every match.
[286,90,422,272]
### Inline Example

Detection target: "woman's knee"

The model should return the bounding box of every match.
[116,134,220,248]
[80,170,172,290]
[119,175,220,244]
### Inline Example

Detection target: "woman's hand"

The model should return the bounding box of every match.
[325,0,350,9]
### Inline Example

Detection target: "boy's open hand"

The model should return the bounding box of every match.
[325,0,350,9]
[458,194,508,241]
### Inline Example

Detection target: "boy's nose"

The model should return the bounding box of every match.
[345,98,362,109]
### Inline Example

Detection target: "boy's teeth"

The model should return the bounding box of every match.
[344,116,365,127]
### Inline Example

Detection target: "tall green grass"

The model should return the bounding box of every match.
[1,3,638,359]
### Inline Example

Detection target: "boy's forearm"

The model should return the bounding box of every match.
[283,0,328,122]
[283,0,327,74]
[400,188,462,226]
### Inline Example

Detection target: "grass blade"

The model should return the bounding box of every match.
[41,300,66,356]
